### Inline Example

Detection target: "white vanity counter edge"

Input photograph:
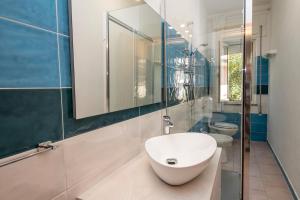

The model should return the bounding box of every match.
[78,148,222,200]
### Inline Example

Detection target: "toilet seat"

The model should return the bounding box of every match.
[212,122,238,129]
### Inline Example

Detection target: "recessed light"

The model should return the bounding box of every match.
[189,34,193,38]
[185,30,189,33]
[180,24,186,28]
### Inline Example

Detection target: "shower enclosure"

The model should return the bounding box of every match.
[160,0,252,199]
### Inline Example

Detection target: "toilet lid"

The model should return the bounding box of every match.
[208,133,233,147]
[213,122,238,129]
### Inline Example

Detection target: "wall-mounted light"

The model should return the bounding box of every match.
[189,34,192,38]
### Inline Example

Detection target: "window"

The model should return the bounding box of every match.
[220,43,243,102]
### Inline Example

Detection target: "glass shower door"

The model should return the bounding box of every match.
[161,0,250,199]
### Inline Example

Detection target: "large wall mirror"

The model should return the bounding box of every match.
[70,0,162,119]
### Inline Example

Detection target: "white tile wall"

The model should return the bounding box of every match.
[170,103,188,132]
[0,110,163,200]
[167,100,204,133]
[52,192,68,200]
[0,145,67,200]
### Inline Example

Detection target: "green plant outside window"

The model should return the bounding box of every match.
[228,53,242,101]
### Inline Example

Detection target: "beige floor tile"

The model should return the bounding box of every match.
[261,174,289,188]
[227,141,293,200]
[249,189,268,200]
[257,157,277,166]
[265,186,293,200]
[250,177,265,191]
[250,166,261,177]
[259,164,282,176]
[248,142,293,200]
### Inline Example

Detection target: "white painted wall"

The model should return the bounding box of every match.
[268,0,300,197]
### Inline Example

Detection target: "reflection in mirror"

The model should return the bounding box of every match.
[70,0,162,118]
[108,5,162,112]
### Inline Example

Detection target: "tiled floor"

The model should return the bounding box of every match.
[249,142,294,200]
[221,140,294,200]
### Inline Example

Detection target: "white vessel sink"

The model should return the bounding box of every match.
[145,133,217,185]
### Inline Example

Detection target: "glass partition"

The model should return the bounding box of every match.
[162,0,245,199]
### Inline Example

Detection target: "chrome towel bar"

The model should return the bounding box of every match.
[0,141,56,168]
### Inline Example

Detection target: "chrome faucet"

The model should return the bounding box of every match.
[163,115,174,135]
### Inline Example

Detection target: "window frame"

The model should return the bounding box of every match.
[219,40,257,105]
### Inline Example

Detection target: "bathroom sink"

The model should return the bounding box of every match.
[145,133,217,185]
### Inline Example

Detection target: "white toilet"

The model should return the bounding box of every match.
[200,96,239,137]
[207,133,233,163]
[209,122,239,137]
[200,97,236,162]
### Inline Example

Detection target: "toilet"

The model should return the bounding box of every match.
[207,133,233,163]
[200,96,239,137]
[209,122,239,137]
[200,96,237,162]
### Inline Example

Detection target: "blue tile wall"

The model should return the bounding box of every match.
[0,0,57,31]
[0,90,63,157]
[59,36,72,87]
[165,23,210,105]
[0,19,59,88]
[256,56,269,94]
[57,0,70,35]
[250,114,268,141]
[0,0,163,159]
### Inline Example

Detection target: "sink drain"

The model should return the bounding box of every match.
[166,158,177,165]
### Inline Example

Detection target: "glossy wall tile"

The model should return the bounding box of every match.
[59,36,72,87]
[0,0,57,31]
[0,89,63,158]
[256,56,269,94]
[165,24,210,105]
[57,0,70,35]
[62,88,140,139]
[0,19,59,88]
[0,0,163,159]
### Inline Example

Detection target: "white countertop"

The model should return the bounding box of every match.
[78,148,222,200]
